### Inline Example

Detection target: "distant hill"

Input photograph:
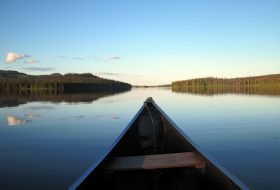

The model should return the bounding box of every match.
[0,70,132,93]
[0,70,27,78]
[172,74,280,96]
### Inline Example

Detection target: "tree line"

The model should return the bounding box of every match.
[172,74,280,96]
[0,71,132,94]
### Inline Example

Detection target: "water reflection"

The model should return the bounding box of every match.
[6,113,41,126]
[24,105,56,111]
[92,114,121,120]
[59,114,121,122]
[24,113,40,119]
[0,88,279,190]
[6,115,31,126]
[0,88,131,108]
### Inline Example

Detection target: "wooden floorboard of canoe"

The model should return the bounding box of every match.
[105,152,206,171]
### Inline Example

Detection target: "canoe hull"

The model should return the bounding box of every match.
[69,98,249,190]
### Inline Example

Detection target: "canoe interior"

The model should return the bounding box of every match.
[73,100,246,190]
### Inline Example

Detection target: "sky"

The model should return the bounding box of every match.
[0,0,280,85]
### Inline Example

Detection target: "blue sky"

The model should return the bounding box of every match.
[0,0,280,85]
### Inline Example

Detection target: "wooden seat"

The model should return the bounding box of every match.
[105,152,206,171]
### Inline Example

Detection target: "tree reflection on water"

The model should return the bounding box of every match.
[0,88,131,108]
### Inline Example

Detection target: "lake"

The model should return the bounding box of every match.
[0,88,280,190]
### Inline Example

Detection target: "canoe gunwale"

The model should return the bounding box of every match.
[150,100,250,190]
[68,103,146,190]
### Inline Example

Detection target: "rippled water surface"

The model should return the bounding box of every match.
[0,88,280,189]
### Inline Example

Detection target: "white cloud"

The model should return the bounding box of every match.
[5,52,30,63]
[24,59,39,64]
[96,72,141,78]
[57,55,120,61]
[109,56,121,60]
[22,67,54,71]
[96,72,122,76]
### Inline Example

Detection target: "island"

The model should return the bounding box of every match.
[172,74,280,96]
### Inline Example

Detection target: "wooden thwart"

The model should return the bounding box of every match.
[105,152,206,171]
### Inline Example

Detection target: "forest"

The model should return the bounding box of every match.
[0,70,132,94]
[172,74,280,96]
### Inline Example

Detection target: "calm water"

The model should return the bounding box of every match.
[0,88,280,189]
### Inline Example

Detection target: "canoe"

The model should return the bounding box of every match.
[69,97,249,190]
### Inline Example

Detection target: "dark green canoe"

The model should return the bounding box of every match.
[69,98,249,190]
